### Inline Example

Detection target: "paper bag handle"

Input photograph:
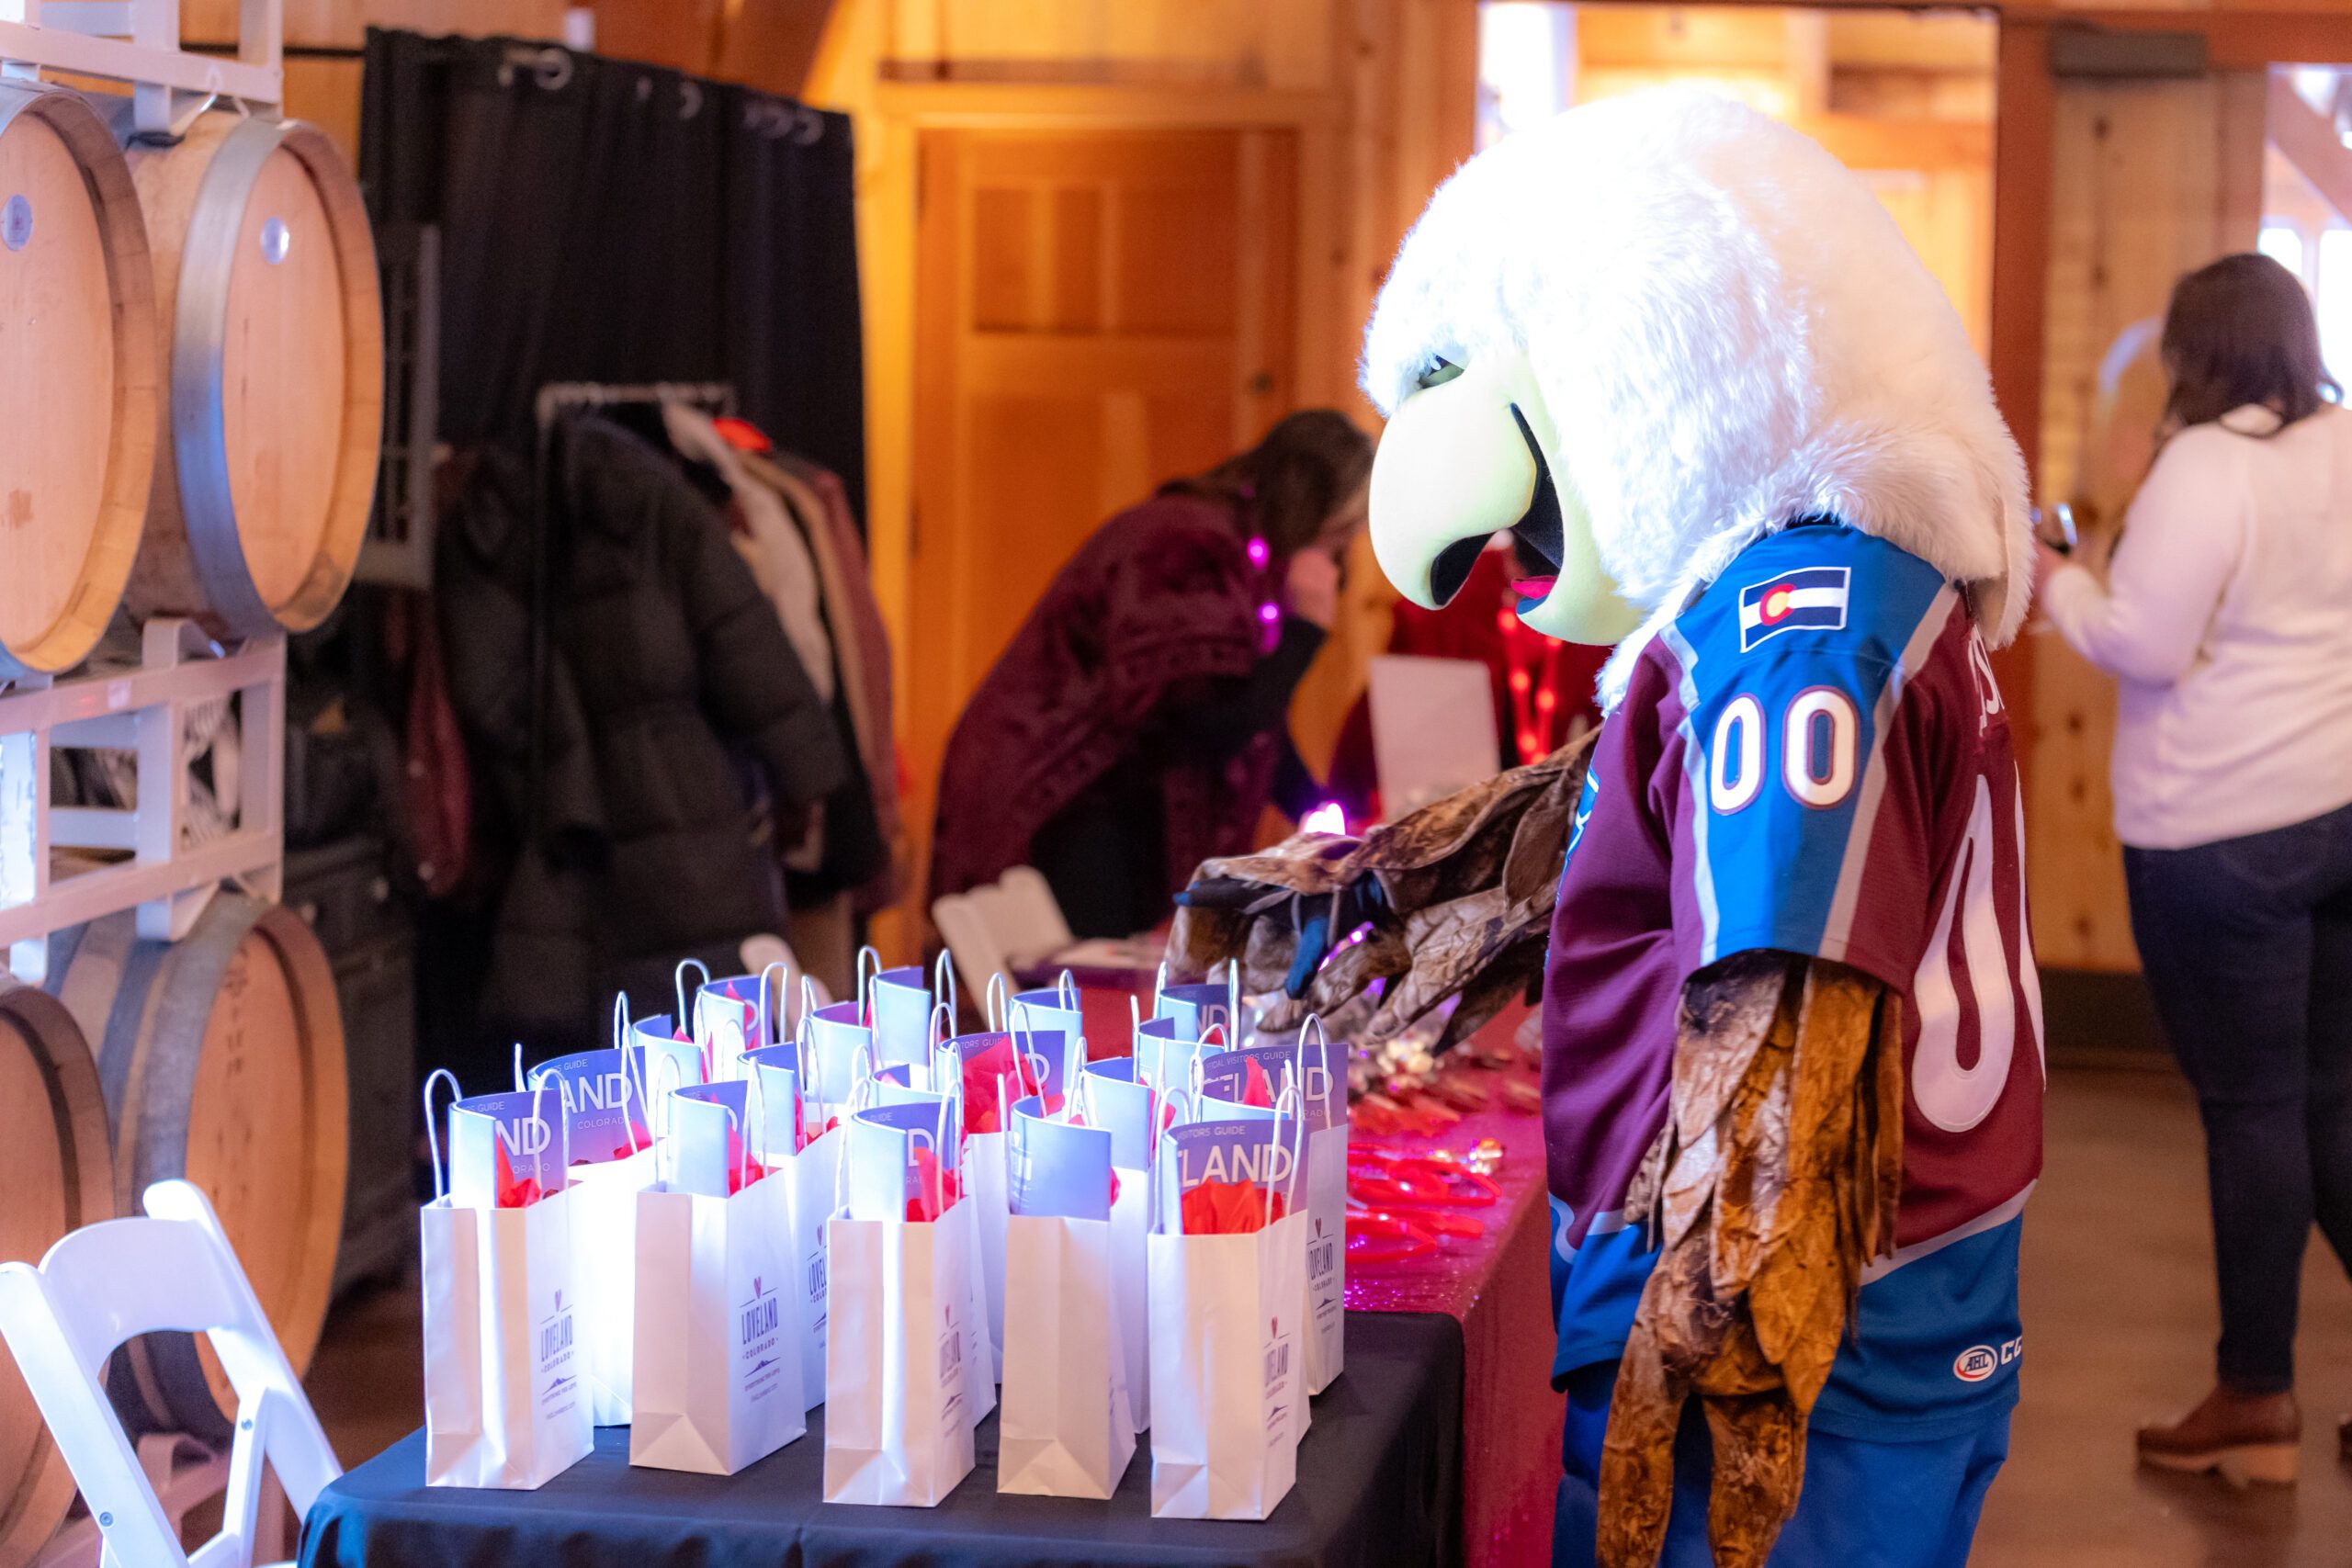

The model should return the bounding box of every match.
[986,971,1011,1033]
[1148,1088,1195,1236]
[1296,1014,1331,1111]
[759,959,790,1052]
[1267,1084,1306,1228]
[747,1064,775,1169]
[855,943,880,1028]
[423,1067,461,1201]
[933,949,960,1032]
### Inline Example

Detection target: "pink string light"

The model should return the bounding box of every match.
[1302,801,1347,835]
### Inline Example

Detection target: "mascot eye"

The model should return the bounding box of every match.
[1415,356,1464,391]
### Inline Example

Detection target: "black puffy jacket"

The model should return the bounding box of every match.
[438,416,848,1037]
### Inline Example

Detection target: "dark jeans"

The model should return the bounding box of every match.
[2124,799,2352,1393]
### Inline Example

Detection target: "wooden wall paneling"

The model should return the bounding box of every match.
[902,127,1303,918]
[878,0,1336,90]
[586,0,723,76]
[2027,69,2267,973]
[183,0,571,50]
[711,0,844,98]
[2270,70,2352,224]
[282,54,363,161]
[1287,0,1475,778]
[1987,17,2052,863]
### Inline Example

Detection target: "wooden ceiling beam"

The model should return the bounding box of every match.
[2268,70,2352,228]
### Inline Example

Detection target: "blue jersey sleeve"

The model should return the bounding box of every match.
[1660,527,1955,987]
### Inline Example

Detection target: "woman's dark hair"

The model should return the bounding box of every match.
[2159,253,2339,438]
[1170,409,1373,557]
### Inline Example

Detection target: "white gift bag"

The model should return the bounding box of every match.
[855,1077,997,1420]
[629,1077,808,1475]
[1080,1051,1164,1434]
[522,1011,660,1427]
[936,1007,1064,1383]
[997,1095,1135,1497]
[867,951,948,1080]
[743,1035,838,1410]
[822,1100,980,1506]
[1147,1107,1308,1520]
[1195,1017,1349,1394]
[421,1073,594,1490]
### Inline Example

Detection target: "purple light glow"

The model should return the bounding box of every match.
[1302,801,1347,835]
[1258,602,1281,624]
[1246,536,1270,568]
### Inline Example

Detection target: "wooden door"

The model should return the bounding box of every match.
[906,126,1298,896]
[2030,73,2266,971]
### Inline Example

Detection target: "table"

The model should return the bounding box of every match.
[1344,1009,1564,1568]
[300,1311,1463,1568]
[1045,978,1565,1568]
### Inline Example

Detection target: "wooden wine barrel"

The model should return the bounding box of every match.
[47,896,348,1443]
[0,85,159,678]
[0,983,111,1563]
[117,108,382,640]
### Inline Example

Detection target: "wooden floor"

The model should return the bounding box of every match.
[304,1061,2352,1565]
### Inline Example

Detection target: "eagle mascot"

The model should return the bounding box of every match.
[1179,88,2045,1567]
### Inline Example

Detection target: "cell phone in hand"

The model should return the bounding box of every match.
[2030,503,2076,556]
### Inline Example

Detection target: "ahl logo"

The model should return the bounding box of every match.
[1953,1336,2022,1383]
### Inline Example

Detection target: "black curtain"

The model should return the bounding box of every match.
[358,28,867,526]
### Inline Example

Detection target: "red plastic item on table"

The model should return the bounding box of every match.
[1346,1208,1439,1267]
[1353,1149,1503,1207]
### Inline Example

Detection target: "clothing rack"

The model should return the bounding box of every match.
[526,381,741,836]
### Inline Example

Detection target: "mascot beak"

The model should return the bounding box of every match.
[1369,349,1644,646]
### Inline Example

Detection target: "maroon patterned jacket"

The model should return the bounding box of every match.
[929,491,1279,905]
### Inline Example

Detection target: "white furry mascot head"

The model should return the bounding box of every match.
[1361,88,2030,709]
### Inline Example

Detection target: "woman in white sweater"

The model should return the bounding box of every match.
[2041,254,2352,1483]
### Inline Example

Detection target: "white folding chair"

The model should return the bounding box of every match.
[0,1179,341,1568]
[932,889,1014,1012]
[995,867,1075,959]
[933,865,1082,1014]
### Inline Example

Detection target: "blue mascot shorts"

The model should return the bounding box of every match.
[1552,1362,2009,1568]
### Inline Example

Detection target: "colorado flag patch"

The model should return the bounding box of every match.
[1737,566,1849,651]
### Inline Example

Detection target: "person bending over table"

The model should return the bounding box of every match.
[930,411,1372,939]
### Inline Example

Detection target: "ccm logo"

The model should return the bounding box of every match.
[1953,1337,2023,1382]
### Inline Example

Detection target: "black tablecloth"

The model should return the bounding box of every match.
[300,1311,1463,1568]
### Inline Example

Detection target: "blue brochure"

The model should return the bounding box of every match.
[448,1088,569,1209]
[1009,1096,1114,1222]
[524,1048,647,1164]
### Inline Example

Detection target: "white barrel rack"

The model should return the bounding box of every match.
[0,6,293,1562]
[0,0,281,137]
[0,619,286,983]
